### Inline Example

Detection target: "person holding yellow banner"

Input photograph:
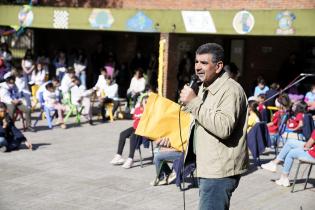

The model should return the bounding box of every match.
[180,43,249,210]
[150,137,186,186]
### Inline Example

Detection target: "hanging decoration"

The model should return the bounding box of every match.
[0,0,35,37]
[233,10,255,34]
[53,10,69,29]
[275,11,296,35]
[18,5,34,27]
[126,11,155,32]
[89,9,114,29]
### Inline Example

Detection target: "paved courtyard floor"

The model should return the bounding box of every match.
[0,118,314,210]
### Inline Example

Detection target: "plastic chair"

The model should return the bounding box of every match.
[13,108,26,131]
[63,92,83,124]
[274,112,290,155]
[291,158,315,193]
[136,136,154,168]
[105,102,114,122]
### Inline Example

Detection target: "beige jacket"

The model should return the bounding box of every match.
[183,72,249,178]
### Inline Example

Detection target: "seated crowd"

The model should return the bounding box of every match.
[1,46,315,191]
[0,50,152,153]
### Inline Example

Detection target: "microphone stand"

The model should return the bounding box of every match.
[263,74,308,105]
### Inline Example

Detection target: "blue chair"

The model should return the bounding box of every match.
[33,92,57,129]
[291,158,315,193]
[136,136,154,167]
[247,122,271,166]
[283,113,314,142]
[272,112,290,155]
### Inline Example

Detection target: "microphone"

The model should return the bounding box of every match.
[300,73,315,77]
[179,75,200,106]
[188,75,200,94]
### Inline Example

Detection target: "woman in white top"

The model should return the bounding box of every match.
[126,68,146,110]
[21,49,35,85]
[93,67,108,98]
[31,62,46,86]
[30,62,46,107]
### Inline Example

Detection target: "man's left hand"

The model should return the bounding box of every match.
[180,85,197,105]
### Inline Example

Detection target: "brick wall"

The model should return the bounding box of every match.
[37,0,315,9]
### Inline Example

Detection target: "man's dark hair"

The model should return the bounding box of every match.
[196,43,224,64]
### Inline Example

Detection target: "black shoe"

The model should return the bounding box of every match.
[26,127,36,132]
[89,120,94,125]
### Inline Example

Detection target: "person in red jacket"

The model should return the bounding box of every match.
[109,95,148,169]
[286,101,307,133]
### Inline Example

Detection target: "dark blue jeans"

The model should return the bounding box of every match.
[199,175,240,210]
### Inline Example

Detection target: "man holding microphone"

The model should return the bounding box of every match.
[180,43,249,210]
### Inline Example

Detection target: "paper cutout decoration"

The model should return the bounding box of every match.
[53,10,69,29]
[18,5,34,27]
[127,11,155,32]
[89,9,114,29]
[233,11,255,34]
[182,11,216,33]
[275,11,296,35]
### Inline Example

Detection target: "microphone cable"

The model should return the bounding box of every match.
[178,104,186,210]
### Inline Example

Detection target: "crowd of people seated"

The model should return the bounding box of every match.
[0,44,157,153]
[1,44,315,193]
[246,75,315,189]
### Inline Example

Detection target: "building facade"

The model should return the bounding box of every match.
[0,0,315,98]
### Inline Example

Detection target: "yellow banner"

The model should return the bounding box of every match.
[135,93,191,152]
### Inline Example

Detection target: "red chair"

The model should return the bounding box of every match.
[13,108,26,131]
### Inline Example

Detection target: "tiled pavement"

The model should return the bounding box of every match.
[0,118,314,210]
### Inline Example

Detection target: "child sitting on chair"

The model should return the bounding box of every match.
[43,83,67,129]
[0,102,32,152]
[110,95,148,169]
[70,76,93,125]
[267,93,292,146]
